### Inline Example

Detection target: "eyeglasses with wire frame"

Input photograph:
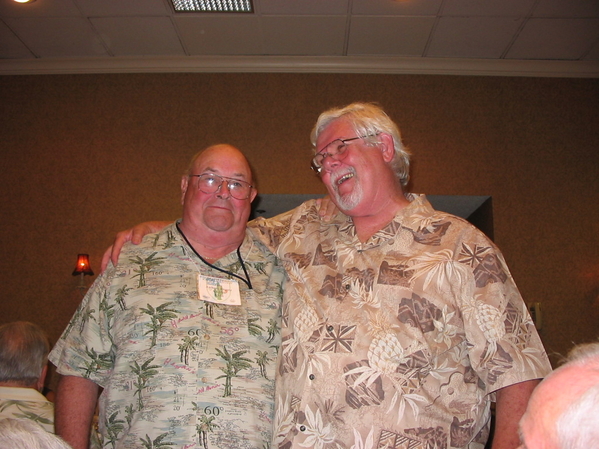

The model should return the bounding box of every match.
[189,174,254,200]
[311,135,370,174]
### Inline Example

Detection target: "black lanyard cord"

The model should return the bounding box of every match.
[175,223,253,290]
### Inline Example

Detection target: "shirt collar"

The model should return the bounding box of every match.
[334,193,435,249]
[0,386,48,402]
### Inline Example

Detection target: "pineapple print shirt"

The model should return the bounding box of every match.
[0,386,54,433]
[250,194,551,449]
[49,223,284,449]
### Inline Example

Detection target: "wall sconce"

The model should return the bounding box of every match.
[72,254,94,291]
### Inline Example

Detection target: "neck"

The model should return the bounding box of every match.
[352,194,410,242]
[178,221,244,261]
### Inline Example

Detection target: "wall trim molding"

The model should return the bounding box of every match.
[1,55,598,77]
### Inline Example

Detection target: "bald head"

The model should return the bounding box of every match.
[179,144,257,250]
[186,144,253,181]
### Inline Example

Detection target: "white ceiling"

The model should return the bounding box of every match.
[1,0,599,77]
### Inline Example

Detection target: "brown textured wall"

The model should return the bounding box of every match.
[1,73,598,376]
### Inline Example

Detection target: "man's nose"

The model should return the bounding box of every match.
[216,180,231,198]
[321,153,341,172]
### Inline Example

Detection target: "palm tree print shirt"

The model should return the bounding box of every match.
[250,194,551,449]
[50,223,284,449]
[0,386,54,433]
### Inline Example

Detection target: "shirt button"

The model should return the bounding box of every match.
[345,284,350,290]
[300,425,306,432]
[309,374,315,380]
[327,325,334,332]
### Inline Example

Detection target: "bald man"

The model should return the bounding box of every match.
[50,145,285,449]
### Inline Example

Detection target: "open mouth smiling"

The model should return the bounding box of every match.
[336,172,354,186]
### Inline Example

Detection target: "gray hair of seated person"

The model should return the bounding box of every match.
[310,102,411,187]
[0,321,50,386]
[0,419,72,449]
[555,342,599,449]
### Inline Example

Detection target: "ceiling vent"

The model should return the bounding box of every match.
[171,0,253,13]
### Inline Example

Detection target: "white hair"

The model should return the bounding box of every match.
[311,102,411,186]
[555,342,599,449]
[0,419,72,449]
[556,384,599,448]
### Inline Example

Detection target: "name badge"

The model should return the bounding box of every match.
[197,274,242,306]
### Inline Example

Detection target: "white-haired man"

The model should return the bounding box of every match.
[252,102,551,449]
[50,145,285,449]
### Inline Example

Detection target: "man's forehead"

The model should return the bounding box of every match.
[199,164,250,178]
[317,118,355,144]
[193,151,252,180]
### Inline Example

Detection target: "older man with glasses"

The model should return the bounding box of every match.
[50,144,286,449]
[252,102,551,449]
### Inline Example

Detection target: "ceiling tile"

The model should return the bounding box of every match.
[260,0,349,15]
[507,18,599,60]
[533,0,599,18]
[91,17,185,56]
[584,41,599,60]
[4,17,108,58]
[262,16,346,55]
[0,20,34,58]
[348,16,435,56]
[442,0,536,16]
[0,0,80,18]
[75,0,169,16]
[174,16,263,55]
[428,16,523,58]
[352,0,443,15]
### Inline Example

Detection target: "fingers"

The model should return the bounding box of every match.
[131,227,145,245]
[101,245,113,273]
[103,221,171,272]
[316,196,337,222]
[110,230,133,266]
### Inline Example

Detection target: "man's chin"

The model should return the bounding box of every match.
[204,213,235,232]
[334,192,361,213]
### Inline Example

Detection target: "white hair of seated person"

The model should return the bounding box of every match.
[519,342,599,449]
[0,419,72,449]
[555,383,599,448]
[554,343,599,448]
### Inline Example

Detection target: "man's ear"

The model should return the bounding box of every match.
[37,364,48,392]
[181,175,189,205]
[249,187,258,203]
[378,133,396,163]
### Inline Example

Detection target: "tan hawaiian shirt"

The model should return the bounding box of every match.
[251,194,551,449]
